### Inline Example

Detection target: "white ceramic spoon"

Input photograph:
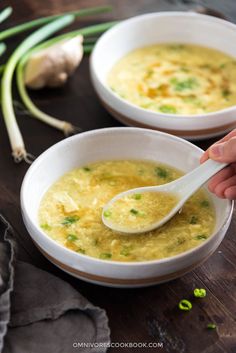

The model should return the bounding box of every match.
[102,159,228,234]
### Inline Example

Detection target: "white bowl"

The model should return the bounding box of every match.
[21,128,233,287]
[90,12,236,140]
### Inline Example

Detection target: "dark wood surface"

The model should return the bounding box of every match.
[0,1,236,352]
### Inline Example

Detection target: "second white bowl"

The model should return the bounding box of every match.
[90,12,236,140]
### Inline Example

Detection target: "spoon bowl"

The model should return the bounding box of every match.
[102,158,228,234]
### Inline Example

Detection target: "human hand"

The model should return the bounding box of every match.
[200,129,236,200]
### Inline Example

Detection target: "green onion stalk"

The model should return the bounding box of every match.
[1,15,75,163]
[16,21,117,135]
[16,56,80,136]
[0,5,112,41]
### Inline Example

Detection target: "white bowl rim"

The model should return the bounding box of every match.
[21,127,234,267]
[90,11,236,120]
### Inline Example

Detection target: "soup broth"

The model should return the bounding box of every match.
[108,44,236,115]
[38,160,215,262]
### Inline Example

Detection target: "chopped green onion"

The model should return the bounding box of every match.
[190,216,198,224]
[100,252,112,259]
[83,167,91,171]
[67,234,78,241]
[40,223,52,231]
[222,89,231,98]
[76,247,86,254]
[159,105,177,114]
[130,208,139,215]
[178,299,192,311]
[2,15,74,162]
[133,193,142,200]
[207,323,216,330]
[62,215,80,225]
[155,166,168,179]
[194,288,206,298]
[200,200,209,207]
[170,77,198,91]
[0,7,12,24]
[195,234,207,240]
[104,210,111,218]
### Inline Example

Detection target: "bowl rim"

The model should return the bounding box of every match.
[21,127,234,267]
[90,11,236,120]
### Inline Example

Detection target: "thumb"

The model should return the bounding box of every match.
[209,137,236,163]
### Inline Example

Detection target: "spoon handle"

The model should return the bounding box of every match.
[176,159,228,196]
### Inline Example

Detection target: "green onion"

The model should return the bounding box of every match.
[67,234,78,241]
[16,57,79,135]
[120,246,131,256]
[207,323,216,330]
[178,299,192,311]
[200,200,209,207]
[133,193,142,200]
[170,77,198,91]
[194,288,206,298]
[0,6,112,41]
[15,21,116,136]
[0,7,12,24]
[195,234,207,240]
[62,215,80,225]
[40,223,52,231]
[222,89,231,98]
[1,15,74,162]
[76,248,86,254]
[26,21,117,57]
[155,166,168,179]
[83,167,91,171]
[100,252,112,259]
[130,208,139,215]
[190,216,198,224]
[159,105,177,114]
[104,210,111,218]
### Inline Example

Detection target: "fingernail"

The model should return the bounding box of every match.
[210,144,224,157]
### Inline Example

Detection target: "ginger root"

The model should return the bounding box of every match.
[24,35,84,89]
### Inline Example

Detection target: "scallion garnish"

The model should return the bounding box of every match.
[104,210,111,218]
[130,208,139,215]
[194,288,206,298]
[178,299,192,311]
[133,193,142,200]
[67,234,78,241]
[195,234,207,240]
[62,215,80,225]
[100,252,112,259]
[207,323,216,330]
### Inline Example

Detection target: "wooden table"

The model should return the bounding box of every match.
[1,1,236,352]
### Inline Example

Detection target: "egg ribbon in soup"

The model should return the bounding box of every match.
[38,160,215,262]
[108,44,236,115]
